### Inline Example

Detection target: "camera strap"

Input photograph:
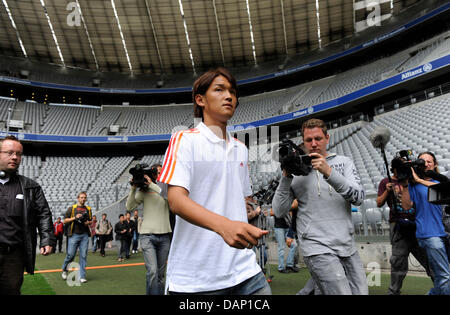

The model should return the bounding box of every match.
[69,204,92,235]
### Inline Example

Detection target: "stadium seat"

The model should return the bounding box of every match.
[365,208,383,235]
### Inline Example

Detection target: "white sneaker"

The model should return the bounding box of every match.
[80,278,87,283]
[61,271,68,280]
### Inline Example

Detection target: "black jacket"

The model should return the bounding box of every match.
[18,175,55,274]
[115,221,129,240]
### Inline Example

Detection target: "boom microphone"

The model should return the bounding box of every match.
[370,125,394,195]
[369,126,391,149]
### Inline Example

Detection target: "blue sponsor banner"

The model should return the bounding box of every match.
[3,54,449,144]
[312,55,449,115]
[231,54,450,130]
[4,54,448,144]
[0,131,171,143]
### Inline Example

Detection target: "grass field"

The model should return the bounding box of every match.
[21,250,433,295]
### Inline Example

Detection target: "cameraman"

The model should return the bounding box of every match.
[126,164,172,295]
[377,157,432,295]
[400,151,450,295]
[272,118,367,295]
[61,191,92,283]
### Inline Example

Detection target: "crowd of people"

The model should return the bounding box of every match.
[0,67,449,296]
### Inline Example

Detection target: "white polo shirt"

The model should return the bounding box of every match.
[158,122,261,293]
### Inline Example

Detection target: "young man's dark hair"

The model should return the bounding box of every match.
[192,67,239,120]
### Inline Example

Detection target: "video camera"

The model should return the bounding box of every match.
[129,163,158,190]
[276,139,316,176]
[253,179,279,206]
[428,175,450,214]
[392,150,426,181]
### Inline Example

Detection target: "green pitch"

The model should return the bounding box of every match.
[22,251,432,295]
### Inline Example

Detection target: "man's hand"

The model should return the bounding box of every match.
[385,182,394,192]
[217,219,268,250]
[286,237,294,247]
[40,246,52,256]
[143,175,152,186]
[309,153,332,177]
[410,167,421,183]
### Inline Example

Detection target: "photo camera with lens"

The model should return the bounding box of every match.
[75,211,90,225]
[129,163,158,190]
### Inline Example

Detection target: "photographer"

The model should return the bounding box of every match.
[126,163,171,295]
[377,156,432,295]
[400,151,450,295]
[272,118,367,295]
[95,213,112,257]
[61,191,92,283]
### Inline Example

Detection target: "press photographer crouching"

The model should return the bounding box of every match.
[377,155,433,295]
[126,163,172,295]
[400,151,450,295]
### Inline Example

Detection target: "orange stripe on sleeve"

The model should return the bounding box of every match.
[157,133,177,182]
[159,131,184,183]
[164,131,185,183]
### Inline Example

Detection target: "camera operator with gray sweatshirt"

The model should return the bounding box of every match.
[272,118,368,295]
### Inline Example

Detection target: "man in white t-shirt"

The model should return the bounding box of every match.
[158,67,271,294]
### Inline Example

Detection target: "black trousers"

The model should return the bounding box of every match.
[388,222,433,295]
[0,247,25,295]
[118,237,131,259]
[98,234,109,255]
[53,234,63,253]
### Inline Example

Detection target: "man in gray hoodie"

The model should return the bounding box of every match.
[272,118,368,295]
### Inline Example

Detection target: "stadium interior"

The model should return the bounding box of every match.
[0,0,449,281]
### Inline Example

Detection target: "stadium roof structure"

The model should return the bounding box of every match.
[0,0,423,76]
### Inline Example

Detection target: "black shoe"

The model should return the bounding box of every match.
[287,266,299,273]
[278,269,290,274]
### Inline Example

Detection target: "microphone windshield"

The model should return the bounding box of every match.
[370,126,391,149]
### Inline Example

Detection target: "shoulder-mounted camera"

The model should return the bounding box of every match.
[129,163,158,190]
[393,150,426,181]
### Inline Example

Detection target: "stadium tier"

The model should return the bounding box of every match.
[12,94,449,234]
[1,32,449,136]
